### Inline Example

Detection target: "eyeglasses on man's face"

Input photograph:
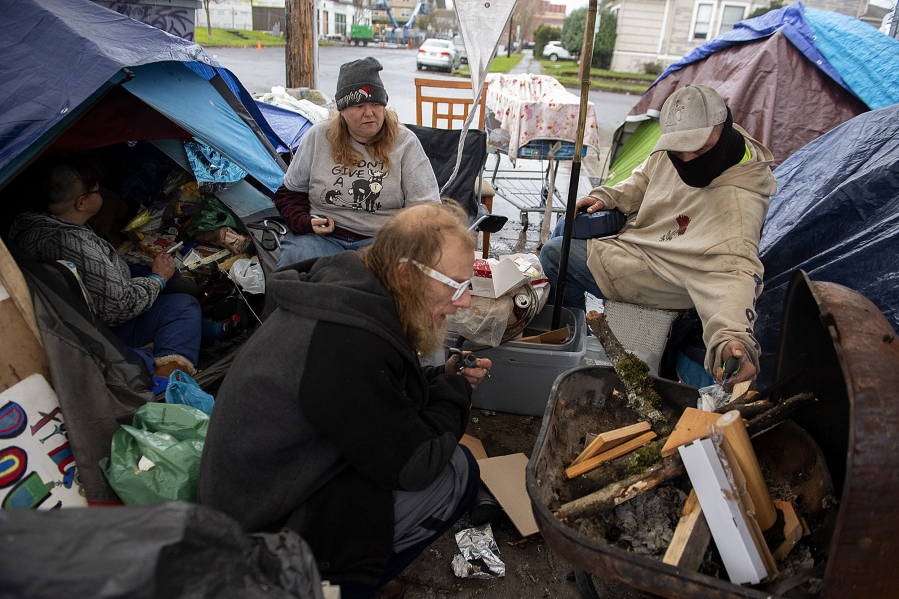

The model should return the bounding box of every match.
[399,258,470,301]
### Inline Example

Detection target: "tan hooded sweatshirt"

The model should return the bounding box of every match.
[585,126,777,376]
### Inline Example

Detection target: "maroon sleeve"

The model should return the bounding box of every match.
[272,185,313,235]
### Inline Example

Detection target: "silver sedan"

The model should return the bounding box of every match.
[416,39,460,72]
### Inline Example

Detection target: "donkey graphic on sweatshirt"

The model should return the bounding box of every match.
[349,169,387,213]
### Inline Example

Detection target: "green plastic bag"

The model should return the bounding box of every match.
[185,197,247,236]
[100,402,209,505]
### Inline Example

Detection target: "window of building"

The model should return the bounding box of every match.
[335,12,346,35]
[692,3,713,39]
[719,4,745,33]
[401,9,411,17]
[323,11,329,35]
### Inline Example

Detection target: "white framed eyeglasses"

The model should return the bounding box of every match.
[399,258,470,301]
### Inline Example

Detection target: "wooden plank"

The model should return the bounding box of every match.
[660,408,723,457]
[731,380,752,401]
[460,434,487,461]
[663,490,711,571]
[478,454,539,536]
[570,422,651,467]
[771,499,804,562]
[565,431,657,479]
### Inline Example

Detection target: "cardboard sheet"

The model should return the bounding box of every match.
[460,434,487,461]
[478,453,538,537]
[517,327,570,345]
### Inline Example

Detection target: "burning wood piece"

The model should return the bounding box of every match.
[586,311,670,431]
[564,431,657,479]
[570,422,652,467]
[557,392,818,521]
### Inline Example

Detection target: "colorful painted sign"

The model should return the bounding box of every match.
[0,374,87,508]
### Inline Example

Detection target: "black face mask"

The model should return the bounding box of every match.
[667,108,745,188]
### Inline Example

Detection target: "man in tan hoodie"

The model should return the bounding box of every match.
[540,85,777,390]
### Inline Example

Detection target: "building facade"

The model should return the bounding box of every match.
[538,0,567,29]
[605,0,882,73]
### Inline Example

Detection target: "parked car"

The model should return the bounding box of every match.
[542,40,573,62]
[522,40,535,50]
[452,35,468,65]
[417,39,460,72]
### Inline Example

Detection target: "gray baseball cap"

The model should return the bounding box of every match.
[651,85,727,154]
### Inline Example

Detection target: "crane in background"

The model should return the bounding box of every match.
[371,0,431,43]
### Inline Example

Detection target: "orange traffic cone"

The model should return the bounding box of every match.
[257,40,262,50]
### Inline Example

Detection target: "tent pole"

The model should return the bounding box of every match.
[551,0,598,330]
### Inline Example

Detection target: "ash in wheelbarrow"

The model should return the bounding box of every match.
[526,271,899,598]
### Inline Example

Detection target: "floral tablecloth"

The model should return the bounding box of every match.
[485,74,601,161]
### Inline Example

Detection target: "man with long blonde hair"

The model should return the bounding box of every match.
[199,202,490,599]
[273,57,441,268]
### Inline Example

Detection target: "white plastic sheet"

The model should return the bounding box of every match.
[441,0,518,192]
[228,256,265,294]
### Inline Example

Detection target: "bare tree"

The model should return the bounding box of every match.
[202,0,216,40]
[513,0,543,42]
[353,0,369,25]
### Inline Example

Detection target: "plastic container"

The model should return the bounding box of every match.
[570,210,626,239]
[516,139,587,160]
[466,307,586,416]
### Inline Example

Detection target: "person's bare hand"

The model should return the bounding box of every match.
[715,340,757,393]
[311,216,335,236]
[446,353,493,391]
[575,195,605,214]
[151,252,176,281]
[459,357,492,391]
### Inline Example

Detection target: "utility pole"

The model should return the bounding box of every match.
[286,0,315,88]
[507,15,513,58]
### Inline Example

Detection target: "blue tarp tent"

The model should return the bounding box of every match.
[0,0,287,196]
[649,3,899,111]
[613,3,898,171]
[754,104,899,387]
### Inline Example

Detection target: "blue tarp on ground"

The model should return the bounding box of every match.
[754,104,899,387]
[0,0,285,192]
[649,3,899,110]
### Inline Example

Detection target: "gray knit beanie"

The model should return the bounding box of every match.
[335,57,389,111]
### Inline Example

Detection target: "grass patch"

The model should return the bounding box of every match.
[540,60,657,81]
[458,53,524,76]
[554,76,649,94]
[194,27,285,47]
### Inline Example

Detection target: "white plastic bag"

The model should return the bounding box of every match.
[228,256,265,294]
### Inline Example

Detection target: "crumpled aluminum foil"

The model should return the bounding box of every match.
[452,524,505,578]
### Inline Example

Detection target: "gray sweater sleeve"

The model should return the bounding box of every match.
[12,214,159,326]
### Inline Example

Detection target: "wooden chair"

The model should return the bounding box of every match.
[415,78,487,129]
[414,78,495,258]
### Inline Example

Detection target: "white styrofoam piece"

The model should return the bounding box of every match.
[678,438,767,585]
[470,257,529,299]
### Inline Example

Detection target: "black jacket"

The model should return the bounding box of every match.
[197,251,471,584]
